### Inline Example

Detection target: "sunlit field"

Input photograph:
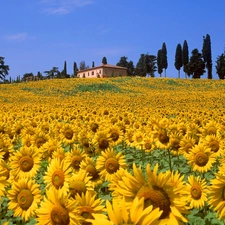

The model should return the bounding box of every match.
[1,77,225,225]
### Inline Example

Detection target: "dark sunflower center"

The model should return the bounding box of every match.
[190,185,202,200]
[111,132,119,142]
[52,170,65,189]
[158,130,169,144]
[105,158,119,174]
[82,138,90,148]
[90,123,98,133]
[144,142,152,149]
[184,143,193,153]
[99,138,109,150]
[195,152,209,167]
[51,204,70,225]
[69,180,87,197]
[136,185,171,219]
[207,126,217,135]
[80,206,94,219]
[209,141,219,152]
[3,148,10,161]
[71,156,83,170]
[222,186,225,200]
[19,156,34,172]
[136,136,143,143]
[170,138,180,150]
[64,129,73,140]
[36,137,46,148]
[48,146,57,157]
[86,165,99,180]
[17,189,34,210]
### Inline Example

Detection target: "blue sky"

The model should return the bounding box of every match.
[1,0,225,80]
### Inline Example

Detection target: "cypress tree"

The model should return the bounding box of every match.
[157,49,163,77]
[73,62,78,77]
[102,57,107,65]
[182,40,189,78]
[161,43,168,77]
[202,34,212,79]
[64,61,67,77]
[92,61,95,67]
[174,44,183,78]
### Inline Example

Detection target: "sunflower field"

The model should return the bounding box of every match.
[1,77,225,225]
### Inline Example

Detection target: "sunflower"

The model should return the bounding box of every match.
[202,120,222,137]
[68,170,94,198]
[77,129,93,154]
[60,123,77,146]
[96,148,127,182]
[208,170,225,220]
[131,131,146,149]
[31,130,49,149]
[65,147,87,173]
[0,164,10,196]
[10,146,41,179]
[124,128,135,147]
[168,132,183,156]
[80,157,102,188]
[41,138,63,161]
[185,175,208,209]
[92,130,112,153]
[0,159,12,185]
[75,191,105,224]
[185,144,216,173]
[107,124,124,146]
[152,127,170,149]
[7,178,42,221]
[179,135,196,158]
[0,133,14,161]
[142,135,155,153]
[52,147,67,162]
[201,134,224,157]
[36,188,81,225]
[115,163,189,224]
[186,123,202,144]
[21,134,33,148]
[43,158,72,194]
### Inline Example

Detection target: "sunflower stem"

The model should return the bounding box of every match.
[167,148,172,172]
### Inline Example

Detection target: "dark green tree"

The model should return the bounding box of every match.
[185,48,205,79]
[102,56,107,65]
[127,61,135,76]
[174,44,183,78]
[37,71,43,80]
[157,49,163,77]
[117,56,135,76]
[92,61,95,68]
[79,61,86,70]
[215,53,225,79]
[0,57,9,81]
[44,67,59,79]
[161,43,168,77]
[182,40,189,78]
[63,61,67,77]
[145,54,157,77]
[73,62,79,77]
[135,54,147,76]
[202,34,212,79]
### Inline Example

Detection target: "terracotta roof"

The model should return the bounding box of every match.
[78,64,127,72]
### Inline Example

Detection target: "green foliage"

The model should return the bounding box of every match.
[76,82,121,93]
[116,56,135,76]
[145,54,157,77]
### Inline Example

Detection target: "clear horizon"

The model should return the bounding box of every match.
[1,0,225,80]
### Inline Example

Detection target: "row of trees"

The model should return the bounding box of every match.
[1,33,225,82]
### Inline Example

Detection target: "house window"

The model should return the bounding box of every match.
[88,72,89,76]
[99,70,101,74]
[92,71,94,75]
[105,70,107,74]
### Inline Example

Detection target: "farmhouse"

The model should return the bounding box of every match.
[77,64,127,78]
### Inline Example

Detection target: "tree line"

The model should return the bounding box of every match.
[1,33,225,82]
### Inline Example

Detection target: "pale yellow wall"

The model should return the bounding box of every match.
[77,67,127,78]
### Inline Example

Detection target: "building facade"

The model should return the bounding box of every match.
[77,64,127,78]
